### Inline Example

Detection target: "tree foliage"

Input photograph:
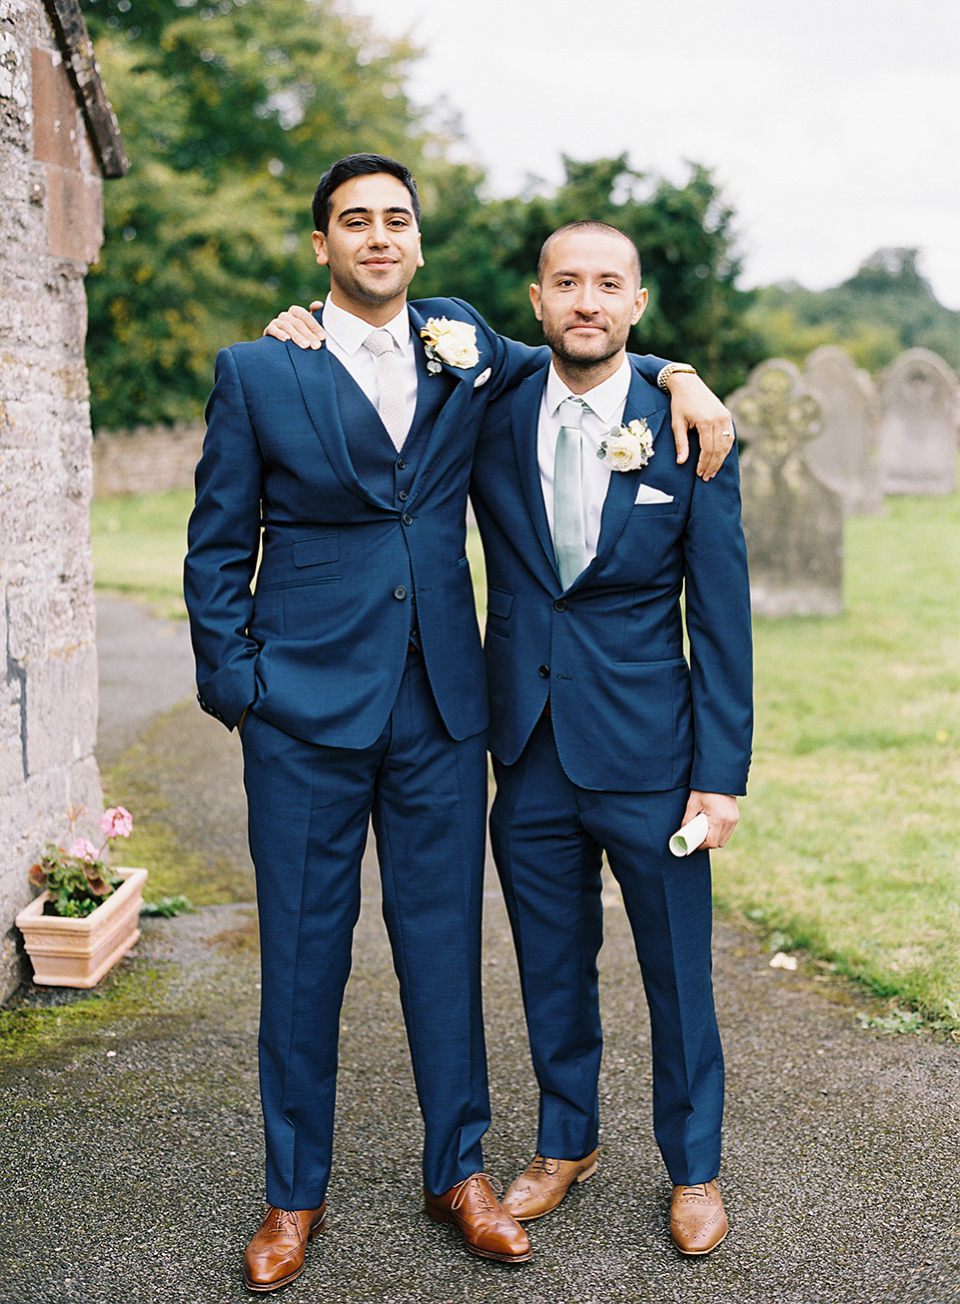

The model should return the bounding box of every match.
[416,156,763,399]
[83,0,474,427]
[82,2,758,426]
[747,248,960,373]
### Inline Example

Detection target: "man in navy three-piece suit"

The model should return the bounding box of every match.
[185,153,735,1291]
[471,222,753,1256]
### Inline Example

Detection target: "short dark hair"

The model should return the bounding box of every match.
[537,220,642,283]
[311,154,421,232]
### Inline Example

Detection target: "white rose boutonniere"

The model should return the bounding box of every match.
[597,418,655,472]
[420,317,480,373]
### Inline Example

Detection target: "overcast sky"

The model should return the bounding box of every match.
[350,0,960,308]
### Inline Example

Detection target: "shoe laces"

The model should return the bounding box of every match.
[678,1183,710,1201]
[450,1173,502,1213]
[265,1207,301,1237]
[529,1154,560,1177]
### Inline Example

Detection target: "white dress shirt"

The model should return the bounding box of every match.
[537,357,632,566]
[320,299,418,443]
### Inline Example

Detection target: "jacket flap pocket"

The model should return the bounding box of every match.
[293,535,340,567]
[487,587,514,619]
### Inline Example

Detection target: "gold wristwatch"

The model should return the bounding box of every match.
[657,362,698,391]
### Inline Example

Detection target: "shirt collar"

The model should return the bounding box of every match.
[545,356,632,426]
[321,298,412,356]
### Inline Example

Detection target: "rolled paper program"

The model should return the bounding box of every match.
[669,811,709,857]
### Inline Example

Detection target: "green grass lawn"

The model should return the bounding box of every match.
[92,483,960,1028]
[91,489,193,618]
[718,491,960,1028]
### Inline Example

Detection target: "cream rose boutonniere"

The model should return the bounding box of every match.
[597,418,655,472]
[420,317,480,372]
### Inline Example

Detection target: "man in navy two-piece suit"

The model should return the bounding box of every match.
[185,154,733,1291]
[470,221,753,1256]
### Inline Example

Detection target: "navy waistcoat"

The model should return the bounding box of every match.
[328,343,454,507]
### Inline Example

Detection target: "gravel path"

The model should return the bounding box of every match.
[0,597,956,1304]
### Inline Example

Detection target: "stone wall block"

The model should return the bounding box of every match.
[44,160,104,262]
[23,642,98,775]
[93,422,206,496]
[0,453,60,549]
[0,740,26,793]
[6,576,48,662]
[0,354,40,412]
[59,421,94,502]
[0,24,29,116]
[30,45,80,167]
[47,550,95,647]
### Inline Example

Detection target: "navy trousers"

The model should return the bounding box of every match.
[489,713,724,1185]
[241,650,490,1208]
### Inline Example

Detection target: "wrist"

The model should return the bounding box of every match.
[657,362,697,391]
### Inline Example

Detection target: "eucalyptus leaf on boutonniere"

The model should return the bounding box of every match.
[420,317,480,373]
[597,417,655,472]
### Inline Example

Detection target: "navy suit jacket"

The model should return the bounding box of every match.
[471,360,753,794]
[185,295,674,750]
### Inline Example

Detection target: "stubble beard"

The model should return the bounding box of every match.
[543,319,629,381]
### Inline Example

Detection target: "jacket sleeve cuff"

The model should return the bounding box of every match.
[689,765,749,797]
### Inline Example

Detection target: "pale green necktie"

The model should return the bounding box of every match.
[554,396,589,589]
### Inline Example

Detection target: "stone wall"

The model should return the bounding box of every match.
[0,0,120,997]
[92,422,205,498]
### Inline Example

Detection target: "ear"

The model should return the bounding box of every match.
[312,230,328,266]
[631,286,648,326]
[417,233,424,269]
[529,282,543,322]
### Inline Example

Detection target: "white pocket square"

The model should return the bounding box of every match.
[473,367,492,388]
[634,484,674,505]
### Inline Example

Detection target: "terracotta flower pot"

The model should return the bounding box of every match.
[15,867,148,988]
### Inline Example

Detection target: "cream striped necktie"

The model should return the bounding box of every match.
[363,328,407,450]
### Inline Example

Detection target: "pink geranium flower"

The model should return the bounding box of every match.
[99,806,134,839]
[68,837,99,862]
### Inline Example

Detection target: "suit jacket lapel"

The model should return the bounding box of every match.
[588,374,670,576]
[285,334,380,505]
[405,305,474,503]
[510,367,561,583]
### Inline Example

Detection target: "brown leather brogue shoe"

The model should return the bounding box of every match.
[669,1179,728,1255]
[501,1149,599,1221]
[424,1173,532,1263]
[242,1203,327,1292]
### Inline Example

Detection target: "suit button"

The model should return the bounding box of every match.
[402,512,413,526]
[398,490,408,501]
[538,665,550,678]
[553,598,567,612]
[397,458,407,470]
[393,586,407,600]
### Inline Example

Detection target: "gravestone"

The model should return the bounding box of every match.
[878,348,958,494]
[729,359,844,617]
[803,345,883,516]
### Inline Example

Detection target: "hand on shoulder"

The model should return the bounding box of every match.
[263,302,326,349]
